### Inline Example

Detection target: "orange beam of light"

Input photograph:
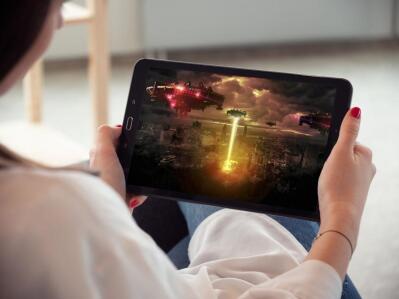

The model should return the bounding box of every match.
[223,117,240,173]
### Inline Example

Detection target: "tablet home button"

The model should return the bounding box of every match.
[126,116,134,131]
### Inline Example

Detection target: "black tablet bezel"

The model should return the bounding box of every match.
[118,59,352,221]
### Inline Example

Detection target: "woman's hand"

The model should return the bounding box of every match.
[307,107,376,280]
[318,107,376,247]
[89,125,147,209]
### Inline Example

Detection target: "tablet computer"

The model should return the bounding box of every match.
[118,59,352,221]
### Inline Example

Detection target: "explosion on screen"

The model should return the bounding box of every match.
[129,68,335,209]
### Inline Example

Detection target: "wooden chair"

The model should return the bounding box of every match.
[0,0,109,167]
[24,0,109,130]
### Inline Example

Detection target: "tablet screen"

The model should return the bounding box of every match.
[127,67,336,215]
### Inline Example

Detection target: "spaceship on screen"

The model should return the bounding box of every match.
[299,112,331,134]
[146,81,225,116]
[226,108,247,118]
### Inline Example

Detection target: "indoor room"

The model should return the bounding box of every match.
[0,1,398,298]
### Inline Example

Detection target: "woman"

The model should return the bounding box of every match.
[0,1,376,299]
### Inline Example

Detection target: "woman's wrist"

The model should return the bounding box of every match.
[307,201,361,280]
[320,203,361,251]
[307,227,353,280]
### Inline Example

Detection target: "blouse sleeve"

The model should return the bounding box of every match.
[0,169,208,299]
[240,260,342,299]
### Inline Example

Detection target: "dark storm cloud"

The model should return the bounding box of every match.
[245,77,275,90]
[268,81,335,111]
[243,79,334,116]
[178,71,223,85]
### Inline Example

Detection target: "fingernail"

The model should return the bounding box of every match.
[350,107,361,119]
[129,199,138,208]
[116,124,122,128]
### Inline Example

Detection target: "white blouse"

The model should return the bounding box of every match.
[0,168,342,299]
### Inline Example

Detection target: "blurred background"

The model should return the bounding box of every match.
[1,0,398,297]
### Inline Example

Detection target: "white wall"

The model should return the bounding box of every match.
[46,0,143,60]
[46,0,397,60]
[396,0,399,36]
[143,0,394,50]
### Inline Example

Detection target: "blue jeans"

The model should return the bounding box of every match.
[168,202,361,299]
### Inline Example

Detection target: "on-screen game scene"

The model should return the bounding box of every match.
[128,68,336,211]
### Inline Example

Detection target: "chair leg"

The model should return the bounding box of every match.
[88,0,109,132]
[23,59,43,123]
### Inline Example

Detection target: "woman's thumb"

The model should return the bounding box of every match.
[95,124,122,147]
[337,107,361,147]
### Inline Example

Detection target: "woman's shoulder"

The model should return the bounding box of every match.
[0,167,127,221]
[0,169,169,299]
[0,165,91,180]
[0,166,103,198]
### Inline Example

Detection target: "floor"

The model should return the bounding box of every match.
[1,42,398,298]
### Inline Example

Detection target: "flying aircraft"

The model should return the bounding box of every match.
[299,113,331,134]
[146,81,224,116]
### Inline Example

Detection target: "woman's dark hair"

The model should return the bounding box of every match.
[0,1,52,82]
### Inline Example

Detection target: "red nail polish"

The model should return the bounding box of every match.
[350,107,361,119]
[129,199,138,208]
[116,124,122,128]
